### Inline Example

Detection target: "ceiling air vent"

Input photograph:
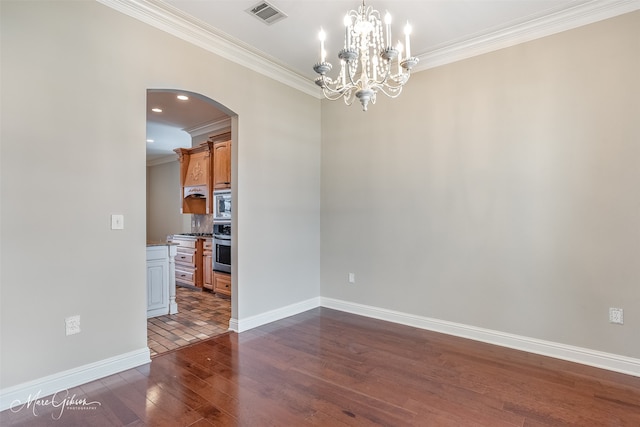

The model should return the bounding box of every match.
[246,1,287,25]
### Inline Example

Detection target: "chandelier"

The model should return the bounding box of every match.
[313,1,418,111]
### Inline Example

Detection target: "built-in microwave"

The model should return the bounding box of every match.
[213,189,231,223]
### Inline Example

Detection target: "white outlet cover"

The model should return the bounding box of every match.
[65,315,81,335]
[609,308,623,324]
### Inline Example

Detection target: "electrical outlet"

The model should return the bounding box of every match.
[609,308,623,325]
[65,315,81,335]
[348,273,355,284]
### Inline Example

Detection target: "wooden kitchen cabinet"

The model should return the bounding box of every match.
[174,136,231,213]
[213,271,231,297]
[213,140,231,189]
[203,238,213,291]
[168,235,203,289]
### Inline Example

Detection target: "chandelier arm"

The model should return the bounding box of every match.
[392,72,410,86]
[323,90,348,101]
[375,85,403,99]
[321,84,342,94]
[373,63,392,87]
[343,90,358,106]
[379,75,404,90]
[317,75,349,97]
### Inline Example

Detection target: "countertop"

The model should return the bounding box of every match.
[147,241,180,247]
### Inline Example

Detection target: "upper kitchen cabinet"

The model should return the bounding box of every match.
[213,140,231,189]
[175,142,213,214]
[174,132,231,215]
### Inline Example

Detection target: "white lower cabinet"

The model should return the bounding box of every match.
[146,244,178,318]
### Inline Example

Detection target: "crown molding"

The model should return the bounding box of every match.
[98,0,639,94]
[414,0,640,71]
[97,0,321,98]
[183,118,231,138]
[146,154,177,167]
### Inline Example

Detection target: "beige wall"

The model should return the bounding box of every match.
[146,161,190,242]
[0,0,321,388]
[1,0,637,396]
[321,11,640,358]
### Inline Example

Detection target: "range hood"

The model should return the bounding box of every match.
[184,185,207,199]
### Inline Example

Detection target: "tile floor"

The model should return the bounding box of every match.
[147,287,231,357]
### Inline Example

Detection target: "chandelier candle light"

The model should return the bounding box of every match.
[313,0,418,111]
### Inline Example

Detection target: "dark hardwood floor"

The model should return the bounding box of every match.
[2,307,639,426]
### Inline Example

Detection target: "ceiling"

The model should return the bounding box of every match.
[146,90,229,163]
[164,0,585,81]
[141,0,638,162]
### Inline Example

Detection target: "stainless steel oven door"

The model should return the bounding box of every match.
[213,237,231,273]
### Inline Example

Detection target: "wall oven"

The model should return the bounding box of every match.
[213,223,231,273]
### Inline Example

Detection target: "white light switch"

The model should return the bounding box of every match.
[111,214,124,230]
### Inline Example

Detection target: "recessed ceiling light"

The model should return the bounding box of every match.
[177,95,189,101]
[151,108,162,113]
[146,139,154,143]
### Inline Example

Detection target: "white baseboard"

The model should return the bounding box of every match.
[228,317,239,333]
[321,297,640,378]
[5,297,636,414]
[233,297,321,333]
[0,347,151,412]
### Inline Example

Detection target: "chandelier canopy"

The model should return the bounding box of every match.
[313,1,418,111]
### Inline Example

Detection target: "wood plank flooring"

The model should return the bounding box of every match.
[2,307,639,426]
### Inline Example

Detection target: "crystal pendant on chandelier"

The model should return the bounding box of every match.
[313,1,419,111]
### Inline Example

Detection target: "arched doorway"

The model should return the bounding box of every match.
[145,88,236,356]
